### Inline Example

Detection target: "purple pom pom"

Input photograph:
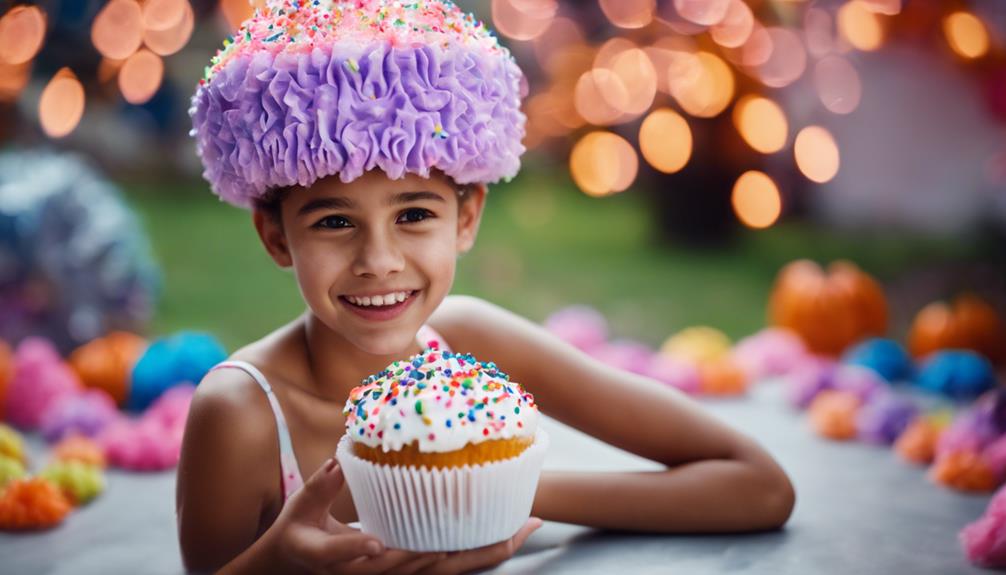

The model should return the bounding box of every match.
[856,391,919,445]
[39,389,118,443]
[784,357,837,409]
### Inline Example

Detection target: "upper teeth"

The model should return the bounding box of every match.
[346,291,411,307]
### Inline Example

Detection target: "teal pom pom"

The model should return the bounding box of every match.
[127,332,226,411]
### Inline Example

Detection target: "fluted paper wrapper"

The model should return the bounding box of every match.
[337,429,548,551]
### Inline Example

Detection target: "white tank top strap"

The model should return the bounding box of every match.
[210,360,305,501]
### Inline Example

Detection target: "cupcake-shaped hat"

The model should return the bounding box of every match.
[191,0,528,208]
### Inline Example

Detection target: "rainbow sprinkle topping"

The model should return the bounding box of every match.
[343,343,538,453]
[204,0,509,83]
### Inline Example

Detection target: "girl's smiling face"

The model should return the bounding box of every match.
[253,170,485,356]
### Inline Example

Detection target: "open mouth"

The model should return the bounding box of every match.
[338,290,419,321]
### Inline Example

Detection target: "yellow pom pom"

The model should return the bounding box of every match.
[660,326,732,364]
[0,424,26,464]
[0,454,26,488]
[39,461,105,506]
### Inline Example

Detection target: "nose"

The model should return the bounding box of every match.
[350,227,405,279]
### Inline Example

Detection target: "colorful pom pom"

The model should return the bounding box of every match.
[895,414,949,465]
[39,461,104,505]
[98,417,184,472]
[843,338,914,382]
[732,328,808,381]
[52,435,106,469]
[69,331,148,407]
[0,454,26,488]
[930,450,998,492]
[916,350,997,399]
[0,340,12,420]
[660,326,732,365]
[591,340,654,375]
[808,390,862,440]
[39,388,119,443]
[698,359,749,396]
[0,478,71,530]
[831,364,884,403]
[960,483,1006,568]
[784,357,837,409]
[5,338,82,429]
[544,306,609,353]
[128,332,225,411]
[0,424,26,464]
[855,390,919,445]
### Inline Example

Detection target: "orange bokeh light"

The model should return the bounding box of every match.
[92,0,143,60]
[220,0,266,32]
[733,95,788,154]
[0,60,31,102]
[491,0,557,42]
[674,0,731,26]
[0,5,46,65]
[795,126,840,183]
[669,51,735,119]
[605,48,657,117]
[142,0,186,32]
[570,131,638,197]
[575,68,628,126]
[732,171,782,229]
[119,49,164,104]
[639,108,692,174]
[39,68,85,139]
[599,0,655,30]
[838,1,884,52]
[741,24,774,67]
[533,17,585,75]
[944,12,990,60]
[710,0,754,49]
[144,0,194,56]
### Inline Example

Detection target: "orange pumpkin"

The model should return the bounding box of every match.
[769,260,888,356]
[909,294,1006,365]
[68,332,147,407]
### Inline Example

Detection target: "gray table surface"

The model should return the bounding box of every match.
[1,383,990,575]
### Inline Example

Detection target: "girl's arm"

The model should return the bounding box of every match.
[431,296,796,533]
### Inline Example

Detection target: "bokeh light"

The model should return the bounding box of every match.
[39,68,85,139]
[645,37,697,96]
[533,17,584,75]
[639,108,692,174]
[491,0,557,42]
[670,51,735,119]
[732,171,782,229]
[220,0,266,32]
[710,0,754,49]
[599,0,655,30]
[0,5,46,65]
[142,0,186,32]
[143,0,194,57]
[119,49,165,105]
[0,60,31,102]
[804,8,835,58]
[733,95,788,154]
[861,0,901,16]
[741,24,774,67]
[814,56,862,115]
[575,68,628,126]
[943,12,990,60]
[570,131,638,197]
[795,126,840,183]
[674,0,731,26]
[92,0,144,60]
[756,27,807,88]
[838,0,884,52]
[606,48,658,116]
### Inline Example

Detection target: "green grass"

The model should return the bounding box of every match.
[123,166,983,351]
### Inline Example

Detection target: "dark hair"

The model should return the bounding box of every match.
[253,174,474,223]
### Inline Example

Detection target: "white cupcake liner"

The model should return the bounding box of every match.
[336,429,549,552]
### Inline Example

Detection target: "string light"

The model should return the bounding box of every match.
[795,126,840,183]
[944,12,990,60]
[732,171,782,229]
[733,95,788,154]
[39,68,85,139]
[639,108,692,174]
[92,0,143,60]
[0,5,46,65]
[119,49,164,104]
[570,131,638,197]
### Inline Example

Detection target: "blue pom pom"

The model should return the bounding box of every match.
[128,332,227,411]
[915,350,997,400]
[843,338,914,383]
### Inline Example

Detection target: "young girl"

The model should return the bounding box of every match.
[177,2,795,573]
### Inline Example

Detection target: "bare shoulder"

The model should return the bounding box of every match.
[429,295,537,343]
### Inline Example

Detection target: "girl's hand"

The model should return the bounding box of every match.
[270,457,445,575]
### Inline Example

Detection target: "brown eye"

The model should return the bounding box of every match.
[313,215,352,229]
[397,208,433,224]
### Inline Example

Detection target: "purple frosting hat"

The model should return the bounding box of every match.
[190,0,527,208]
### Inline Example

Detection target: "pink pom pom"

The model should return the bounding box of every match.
[832,364,884,403]
[39,389,119,443]
[646,354,701,394]
[961,484,1006,567]
[984,436,1006,482]
[544,306,609,353]
[97,415,183,472]
[5,338,82,430]
[143,383,195,433]
[590,340,654,375]
[733,328,808,380]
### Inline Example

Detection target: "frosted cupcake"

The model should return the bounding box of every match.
[337,347,547,551]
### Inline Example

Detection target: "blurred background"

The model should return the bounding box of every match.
[1,0,1004,352]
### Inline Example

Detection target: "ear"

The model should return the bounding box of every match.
[252,208,293,268]
[456,184,486,254]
